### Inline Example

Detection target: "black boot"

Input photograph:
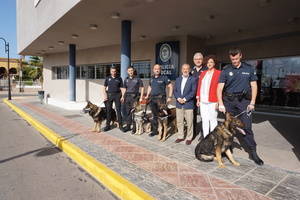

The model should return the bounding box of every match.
[149,131,158,137]
[250,149,264,166]
[103,125,111,132]
[119,124,125,132]
[122,125,131,133]
[131,123,136,134]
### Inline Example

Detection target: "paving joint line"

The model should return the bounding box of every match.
[2,98,155,200]
[264,174,289,197]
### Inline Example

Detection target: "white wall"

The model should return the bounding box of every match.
[43,36,188,103]
[17,0,81,54]
[207,35,300,62]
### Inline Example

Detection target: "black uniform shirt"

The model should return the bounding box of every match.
[191,66,208,80]
[219,62,258,94]
[124,77,143,94]
[149,75,171,96]
[104,76,123,93]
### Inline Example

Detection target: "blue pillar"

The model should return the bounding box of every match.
[69,44,76,101]
[121,20,131,80]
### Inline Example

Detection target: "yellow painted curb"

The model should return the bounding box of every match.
[3,99,155,200]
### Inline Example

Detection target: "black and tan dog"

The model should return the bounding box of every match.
[157,103,177,141]
[82,101,117,132]
[133,110,152,135]
[132,101,152,135]
[195,112,245,168]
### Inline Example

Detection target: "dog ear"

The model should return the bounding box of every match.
[162,109,168,116]
[225,112,233,120]
[224,112,231,128]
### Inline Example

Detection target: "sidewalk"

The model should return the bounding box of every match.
[4,96,300,200]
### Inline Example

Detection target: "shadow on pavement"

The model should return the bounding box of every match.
[0,146,60,164]
[0,134,80,164]
[253,114,300,161]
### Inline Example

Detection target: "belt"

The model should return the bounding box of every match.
[125,93,139,96]
[224,92,243,97]
[151,95,166,98]
[107,92,121,94]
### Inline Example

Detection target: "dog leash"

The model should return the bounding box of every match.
[234,109,253,118]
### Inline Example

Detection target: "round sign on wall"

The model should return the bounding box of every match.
[159,43,172,63]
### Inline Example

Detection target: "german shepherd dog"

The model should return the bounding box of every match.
[134,110,152,135]
[195,112,245,168]
[82,101,117,132]
[132,101,152,135]
[157,102,177,141]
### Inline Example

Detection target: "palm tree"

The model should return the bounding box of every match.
[28,56,43,87]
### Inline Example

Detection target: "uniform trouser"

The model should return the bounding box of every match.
[149,97,166,134]
[176,108,194,140]
[124,94,139,127]
[200,102,218,138]
[223,96,257,149]
[105,92,122,126]
[193,100,199,135]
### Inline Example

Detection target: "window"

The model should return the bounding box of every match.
[51,61,151,80]
[245,56,300,108]
[52,66,68,79]
[87,65,95,79]
[132,61,151,78]
[96,64,111,79]
[80,66,88,79]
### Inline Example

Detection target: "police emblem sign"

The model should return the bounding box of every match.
[156,41,179,80]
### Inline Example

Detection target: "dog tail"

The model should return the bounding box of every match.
[196,154,214,162]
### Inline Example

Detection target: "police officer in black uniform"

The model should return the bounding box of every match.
[217,48,264,165]
[103,66,124,132]
[123,66,144,133]
[145,64,173,137]
[191,52,207,139]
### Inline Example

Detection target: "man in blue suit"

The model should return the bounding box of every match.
[174,64,197,145]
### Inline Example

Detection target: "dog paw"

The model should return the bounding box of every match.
[233,162,240,166]
[161,138,166,142]
[218,164,226,168]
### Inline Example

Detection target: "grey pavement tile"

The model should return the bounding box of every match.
[224,157,257,174]
[159,188,201,200]
[248,165,288,183]
[120,171,146,183]
[119,167,153,184]
[183,145,197,155]
[169,152,196,163]
[210,167,245,182]
[279,175,300,191]
[107,158,137,172]
[268,185,300,200]
[189,160,217,173]
[169,142,193,152]
[138,176,175,199]
[234,175,276,195]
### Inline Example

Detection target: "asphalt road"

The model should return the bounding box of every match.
[0,101,116,200]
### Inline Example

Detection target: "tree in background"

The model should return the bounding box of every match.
[28,56,43,82]
[21,56,43,81]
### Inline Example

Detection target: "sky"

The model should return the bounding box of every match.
[0,0,18,59]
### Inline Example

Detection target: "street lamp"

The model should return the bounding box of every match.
[0,37,11,100]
